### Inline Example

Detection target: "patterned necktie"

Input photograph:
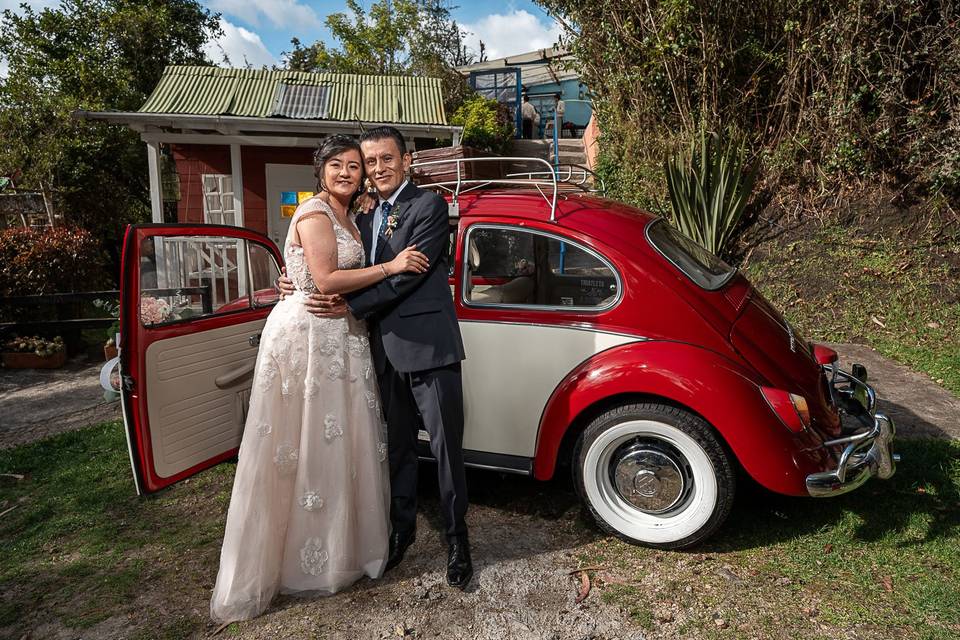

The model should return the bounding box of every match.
[377,201,393,238]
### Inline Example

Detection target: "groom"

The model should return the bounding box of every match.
[279,126,471,589]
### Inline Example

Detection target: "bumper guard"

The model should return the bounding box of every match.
[806,365,899,497]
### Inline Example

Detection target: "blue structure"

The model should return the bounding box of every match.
[460,47,592,139]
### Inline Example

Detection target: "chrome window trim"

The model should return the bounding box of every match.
[457,317,648,342]
[644,218,737,291]
[461,223,624,313]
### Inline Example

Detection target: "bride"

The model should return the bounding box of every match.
[210,135,429,622]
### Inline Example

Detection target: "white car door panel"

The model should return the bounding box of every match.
[144,319,265,479]
[460,321,638,457]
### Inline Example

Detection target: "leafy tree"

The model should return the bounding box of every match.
[0,0,220,277]
[287,0,474,114]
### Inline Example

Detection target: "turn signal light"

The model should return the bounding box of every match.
[761,387,811,433]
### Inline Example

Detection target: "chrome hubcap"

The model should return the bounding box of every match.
[610,442,688,514]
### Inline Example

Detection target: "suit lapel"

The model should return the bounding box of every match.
[358,210,374,266]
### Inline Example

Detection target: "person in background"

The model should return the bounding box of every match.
[554,93,565,137]
[521,93,538,139]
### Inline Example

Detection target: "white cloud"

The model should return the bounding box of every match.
[462,10,563,61]
[204,18,277,68]
[209,0,321,30]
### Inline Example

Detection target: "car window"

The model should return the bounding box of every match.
[464,225,619,309]
[645,219,735,290]
[139,235,280,327]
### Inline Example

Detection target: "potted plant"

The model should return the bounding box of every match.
[1,335,66,369]
[93,298,120,360]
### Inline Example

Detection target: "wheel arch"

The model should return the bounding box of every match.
[548,391,721,482]
[532,340,825,496]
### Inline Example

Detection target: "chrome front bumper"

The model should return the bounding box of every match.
[806,366,899,497]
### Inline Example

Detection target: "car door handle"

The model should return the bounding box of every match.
[215,362,255,389]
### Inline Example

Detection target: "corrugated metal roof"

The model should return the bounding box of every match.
[138,66,447,125]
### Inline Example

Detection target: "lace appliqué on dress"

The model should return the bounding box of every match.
[299,491,324,512]
[327,359,346,381]
[299,538,330,576]
[273,444,299,473]
[324,413,344,441]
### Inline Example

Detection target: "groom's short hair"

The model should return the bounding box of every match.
[360,126,407,155]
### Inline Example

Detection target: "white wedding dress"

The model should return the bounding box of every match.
[210,197,390,623]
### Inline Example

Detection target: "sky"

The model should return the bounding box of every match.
[0,1,565,76]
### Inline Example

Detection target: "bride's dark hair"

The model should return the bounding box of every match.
[313,135,365,204]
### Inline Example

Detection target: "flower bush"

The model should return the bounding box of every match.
[140,296,175,325]
[0,226,109,296]
[2,335,64,357]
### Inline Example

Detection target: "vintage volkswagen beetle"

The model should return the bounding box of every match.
[116,162,897,549]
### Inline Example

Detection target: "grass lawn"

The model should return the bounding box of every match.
[0,421,234,639]
[1,420,958,639]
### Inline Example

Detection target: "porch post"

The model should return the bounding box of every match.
[230,143,248,297]
[146,141,163,223]
[230,144,245,227]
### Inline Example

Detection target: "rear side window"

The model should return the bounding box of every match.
[646,219,735,290]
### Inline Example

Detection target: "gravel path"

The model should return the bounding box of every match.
[0,355,121,450]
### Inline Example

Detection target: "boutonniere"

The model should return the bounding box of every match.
[384,208,402,238]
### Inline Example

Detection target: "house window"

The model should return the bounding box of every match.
[202,174,236,226]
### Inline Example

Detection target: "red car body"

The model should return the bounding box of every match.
[117,186,897,548]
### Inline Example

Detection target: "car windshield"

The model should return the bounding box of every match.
[646,219,736,290]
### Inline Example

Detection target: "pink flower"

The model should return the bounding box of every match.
[140,296,172,325]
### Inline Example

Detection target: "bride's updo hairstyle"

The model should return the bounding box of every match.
[313,134,365,198]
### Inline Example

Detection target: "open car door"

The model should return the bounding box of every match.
[119,224,282,495]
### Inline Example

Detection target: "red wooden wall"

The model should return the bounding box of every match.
[171,144,314,237]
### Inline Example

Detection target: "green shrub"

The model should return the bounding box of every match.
[0,226,108,296]
[664,128,756,258]
[541,0,960,204]
[450,95,515,154]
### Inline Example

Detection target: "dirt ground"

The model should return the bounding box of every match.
[3,345,957,640]
[0,355,120,450]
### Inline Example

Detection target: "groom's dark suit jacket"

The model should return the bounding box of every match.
[346,182,465,374]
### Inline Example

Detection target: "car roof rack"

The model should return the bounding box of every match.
[409,156,606,222]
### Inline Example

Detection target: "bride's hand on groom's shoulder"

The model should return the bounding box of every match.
[356,192,376,214]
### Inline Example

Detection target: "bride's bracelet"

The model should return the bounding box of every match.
[379,264,387,278]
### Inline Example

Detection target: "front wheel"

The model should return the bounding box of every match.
[573,402,736,549]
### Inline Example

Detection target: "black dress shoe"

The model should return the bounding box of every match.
[446,536,473,589]
[385,529,415,572]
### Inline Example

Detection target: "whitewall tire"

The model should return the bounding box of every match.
[573,402,736,549]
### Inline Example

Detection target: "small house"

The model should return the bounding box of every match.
[81,65,461,246]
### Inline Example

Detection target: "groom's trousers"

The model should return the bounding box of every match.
[378,356,468,541]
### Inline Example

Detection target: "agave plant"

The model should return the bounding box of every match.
[664,127,756,257]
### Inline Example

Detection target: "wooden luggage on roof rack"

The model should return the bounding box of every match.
[410,146,505,183]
